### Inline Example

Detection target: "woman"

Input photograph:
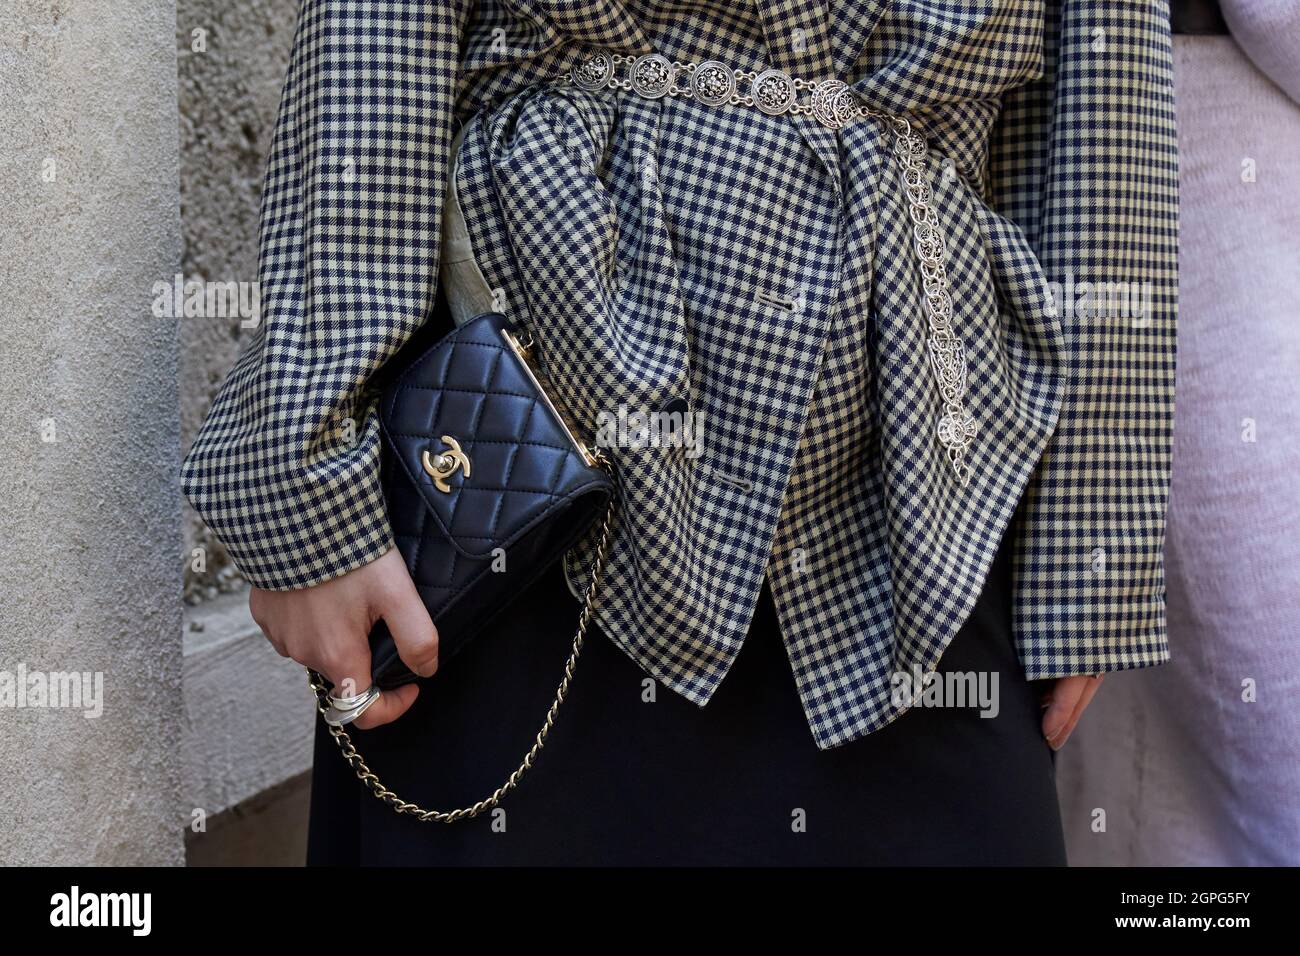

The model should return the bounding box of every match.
[182,0,1178,865]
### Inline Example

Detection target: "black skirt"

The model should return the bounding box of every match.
[307,529,1066,866]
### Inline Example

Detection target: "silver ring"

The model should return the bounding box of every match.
[323,685,381,727]
[328,688,373,708]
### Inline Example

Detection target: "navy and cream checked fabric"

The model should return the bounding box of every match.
[181,0,1178,750]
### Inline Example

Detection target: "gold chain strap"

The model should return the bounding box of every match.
[307,486,619,823]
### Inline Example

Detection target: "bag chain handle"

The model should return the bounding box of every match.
[307,478,618,824]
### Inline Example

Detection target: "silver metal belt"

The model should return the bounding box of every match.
[562,50,977,486]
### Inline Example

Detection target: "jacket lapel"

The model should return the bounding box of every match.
[756,0,840,185]
[828,0,890,78]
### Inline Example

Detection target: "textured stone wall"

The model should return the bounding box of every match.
[172,1,315,855]
[0,0,185,865]
[176,0,297,601]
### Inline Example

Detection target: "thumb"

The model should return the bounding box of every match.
[380,581,440,680]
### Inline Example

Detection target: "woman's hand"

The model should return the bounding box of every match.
[249,548,438,729]
[1040,674,1104,751]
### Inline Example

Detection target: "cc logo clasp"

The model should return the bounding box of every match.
[422,435,471,493]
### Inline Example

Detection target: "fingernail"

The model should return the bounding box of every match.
[1044,721,1066,745]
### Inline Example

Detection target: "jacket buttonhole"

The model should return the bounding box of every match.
[755,287,805,313]
[702,464,752,493]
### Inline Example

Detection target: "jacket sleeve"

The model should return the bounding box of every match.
[987,0,1180,678]
[181,0,474,590]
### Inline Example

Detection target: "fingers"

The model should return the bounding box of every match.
[352,684,420,730]
[1054,675,1103,750]
[311,634,425,730]
[304,632,423,730]
[314,635,375,702]
[244,551,436,732]
[379,582,440,679]
[250,586,377,702]
[1042,674,1104,751]
[1041,680,1079,749]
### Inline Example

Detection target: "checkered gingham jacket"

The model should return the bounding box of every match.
[182,0,1178,750]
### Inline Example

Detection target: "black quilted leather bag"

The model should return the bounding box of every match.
[310,310,617,823]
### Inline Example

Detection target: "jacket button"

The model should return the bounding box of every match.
[660,396,690,416]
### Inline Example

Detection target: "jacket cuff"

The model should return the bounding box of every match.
[181,411,396,592]
[1016,616,1171,682]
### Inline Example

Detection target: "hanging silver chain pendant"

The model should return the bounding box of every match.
[878,115,976,486]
